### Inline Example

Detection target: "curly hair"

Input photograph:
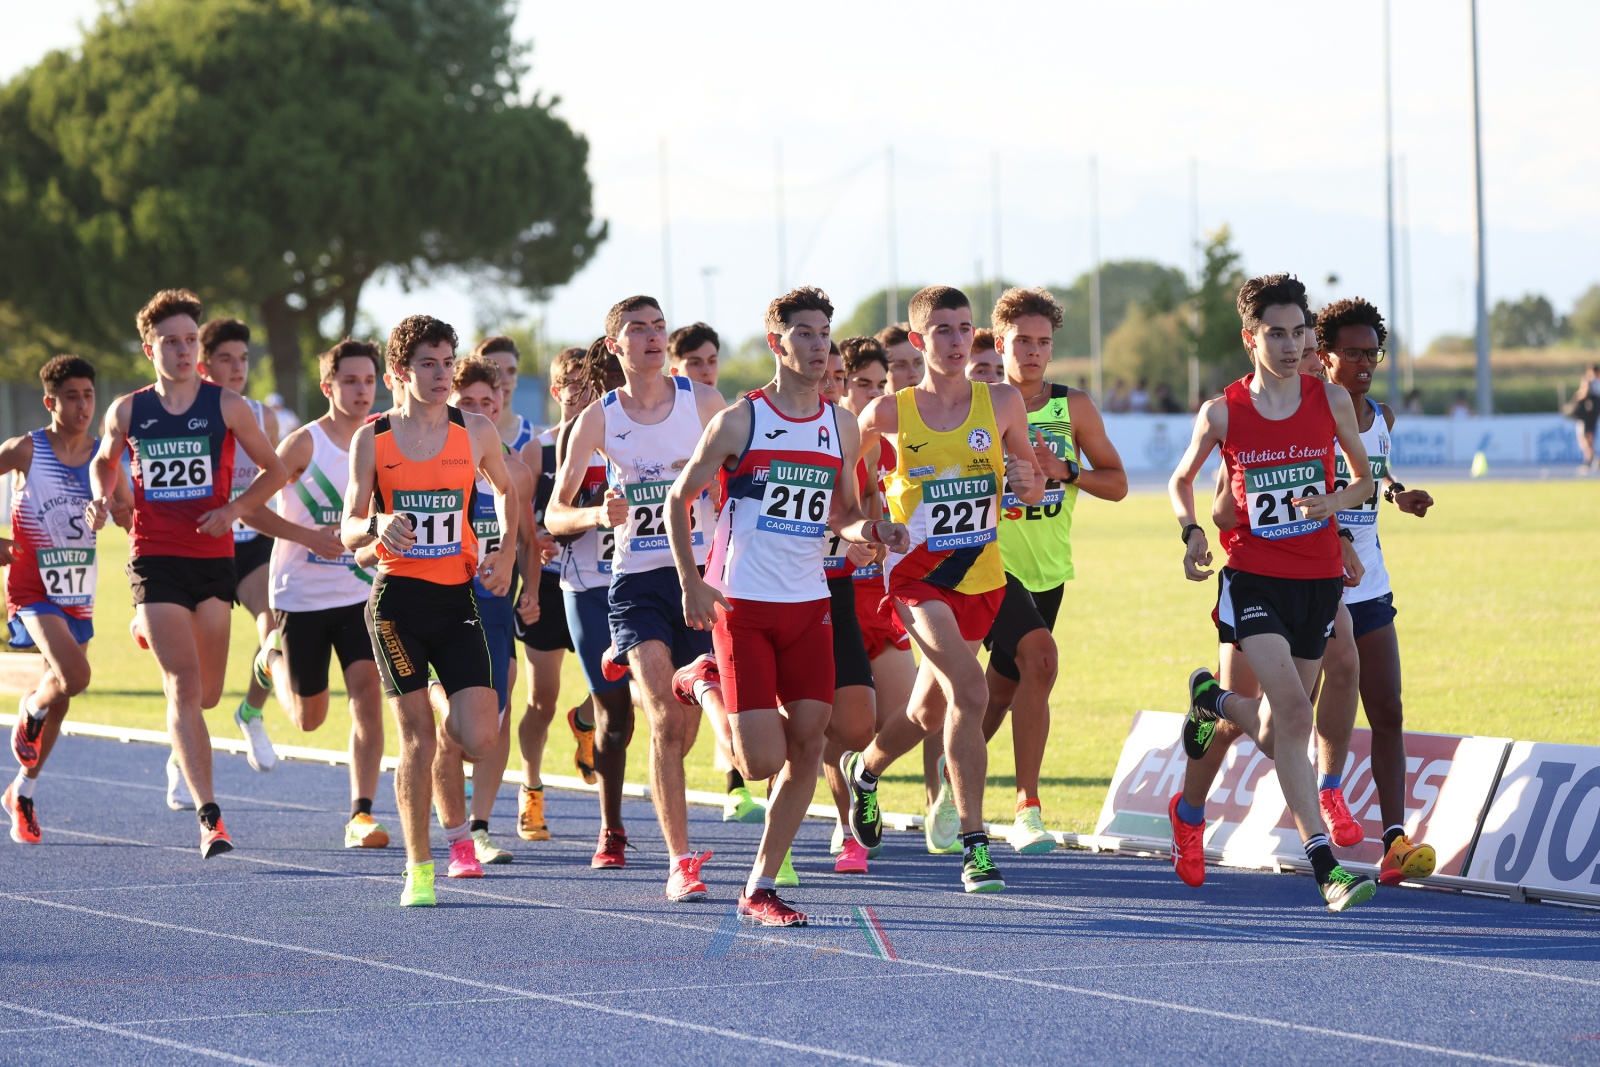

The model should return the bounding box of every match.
[764,286,834,334]
[319,339,380,384]
[1315,297,1388,350]
[1235,274,1309,332]
[451,354,501,394]
[136,289,202,343]
[907,286,971,335]
[669,322,720,361]
[839,336,886,377]
[40,355,95,392]
[604,296,663,341]
[991,286,1064,333]
[386,315,459,375]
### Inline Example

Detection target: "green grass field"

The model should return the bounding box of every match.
[34,479,1600,832]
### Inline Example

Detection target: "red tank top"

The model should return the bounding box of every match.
[372,407,479,584]
[127,381,236,559]
[1219,374,1342,579]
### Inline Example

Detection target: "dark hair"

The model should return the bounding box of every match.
[1235,274,1309,332]
[319,339,381,385]
[549,345,589,383]
[40,354,95,392]
[991,286,1064,332]
[136,288,202,343]
[1315,297,1388,350]
[199,317,250,358]
[605,296,664,341]
[1303,306,1317,329]
[908,286,971,334]
[839,336,887,376]
[764,286,834,334]
[829,340,840,355]
[386,315,459,374]
[972,328,996,354]
[452,354,501,394]
[472,335,520,361]
[668,322,720,361]
[875,323,911,348]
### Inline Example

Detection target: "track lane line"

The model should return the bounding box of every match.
[0,999,280,1065]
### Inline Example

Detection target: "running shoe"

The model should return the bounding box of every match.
[1378,833,1436,886]
[3,782,40,845]
[129,616,149,650]
[666,851,712,902]
[1182,668,1223,761]
[592,827,630,869]
[830,819,846,855]
[252,630,280,690]
[738,887,807,927]
[11,698,43,769]
[1168,794,1206,887]
[517,787,550,841]
[925,755,961,854]
[1008,805,1057,854]
[1319,866,1378,913]
[599,644,630,683]
[472,828,513,865]
[343,813,390,849]
[834,838,870,874]
[200,818,233,859]
[166,753,195,811]
[401,862,436,907]
[840,751,883,850]
[671,653,719,708]
[961,842,1006,893]
[1319,787,1363,848]
[233,702,277,773]
[568,705,596,785]
[775,849,799,888]
[723,786,764,823]
[446,838,483,878]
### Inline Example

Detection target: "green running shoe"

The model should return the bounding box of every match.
[961,843,1006,894]
[1182,668,1223,761]
[472,828,513,865]
[830,819,845,855]
[1320,865,1377,913]
[775,849,799,887]
[925,755,961,854]
[841,751,882,850]
[723,786,764,823]
[1008,806,1057,854]
[400,861,436,907]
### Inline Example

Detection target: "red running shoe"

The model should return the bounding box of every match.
[671,654,719,708]
[738,887,807,927]
[200,818,233,859]
[666,850,712,902]
[1319,788,1363,848]
[3,782,40,844]
[11,700,44,769]
[600,644,630,684]
[592,828,630,869]
[1168,794,1206,888]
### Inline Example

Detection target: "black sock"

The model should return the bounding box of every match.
[197,802,221,831]
[1194,676,1231,719]
[1304,835,1338,882]
[470,819,489,834]
[961,831,989,856]
[351,797,372,819]
[725,769,745,793]
[522,783,543,795]
[1382,825,1405,851]
[573,704,593,731]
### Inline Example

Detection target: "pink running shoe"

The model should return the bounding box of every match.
[671,654,720,708]
[1168,794,1206,888]
[666,851,712,902]
[1319,788,1363,848]
[834,838,870,874]
[447,838,483,879]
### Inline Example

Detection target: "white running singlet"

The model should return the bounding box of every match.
[269,422,373,611]
[232,398,271,542]
[601,376,712,575]
[1335,397,1392,603]
[558,448,612,593]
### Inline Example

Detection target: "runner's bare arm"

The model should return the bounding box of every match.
[1169,398,1227,582]
[86,395,132,531]
[262,405,281,450]
[545,403,620,537]
[992,382,1045,506]
[243,429,343,559]
[855,393,898,459]
[1378,404,1433,517]
[468,411,519,598]
[691,379,729,427]
[666,403,747,631]
[1294,383,1372,521]
[340,424,412,554]
[1210,452,1235,529]
[202,390,288,537]
[507,455,541,625]
[0,435,30,562]
[110,463,135,530]
[828,416,908,554]
[1066,389,1127,501]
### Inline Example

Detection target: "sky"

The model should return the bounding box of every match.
[6,0,1598,352]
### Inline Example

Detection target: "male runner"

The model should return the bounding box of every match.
[668,322,721,388]
[983,288,1128,853]
[472,336,536,452]
[668,286,906,923]
[842,285,1044,893]
[4,356,131,844]
[342,315,519,906]
[546,296,723,901]
[1168,273,1378,912]
[966,329,1001,385]
[877,323,924,391]
[196,318,280,772]
[87,289,287,857]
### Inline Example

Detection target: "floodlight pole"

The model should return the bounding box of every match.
[991,151,1003,303]
[1384,0,1400,403]
[1189,158,1201,410]
[1469,0,1492,415]
[659,138,672,323]
[885,146,899,327]
[1089,156,1103,405]
[775,141,787,293]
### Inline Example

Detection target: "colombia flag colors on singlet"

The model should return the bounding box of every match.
[372,406,479,584]
[127,381,235,560]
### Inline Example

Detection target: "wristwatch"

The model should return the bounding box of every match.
[1063,459,1081,485]
[1383,482,1406,504]
[1338,527,1355,543]
[1180,523,1203,545]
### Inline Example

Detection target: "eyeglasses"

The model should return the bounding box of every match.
[1335,348,1386,364]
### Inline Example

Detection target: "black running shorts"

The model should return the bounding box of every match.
[128,555,236,611]
[829,574,874,691]
[366,574,493,699]
[514,569,574,652]
[984,575,1065,682]
[1215,567,1343,661]
[275,601,374,698]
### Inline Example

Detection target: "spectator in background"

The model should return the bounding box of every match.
[1403,388,1424,416]
[264,392,300,434]
[966,328,1002,384]
[1449,390,1472,418]
[1127,376,1151,413]
[1152,381,1184,413]
[1570,364,1600,472]
[1106,378,1131,413]
[667,321,720,388]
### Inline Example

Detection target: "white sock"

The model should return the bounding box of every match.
[692,679,718,706]
[14,771,34,799]
[673,852,692,870]
[745,873,776,896]
[443,821,471,845]
[24,694,46,721]
[406,858,431,870]
[854,764,878,792]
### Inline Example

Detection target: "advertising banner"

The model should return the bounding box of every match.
[1465,741,1600,902]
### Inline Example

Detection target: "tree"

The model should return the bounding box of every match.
[1190,226,1248,385]
[834,287,926,340]
[1104,301,1189,395]
[1565,284,1600,344]
[0,0,604,408]
[1050,260,1190,357]
[1490,294,1563,349]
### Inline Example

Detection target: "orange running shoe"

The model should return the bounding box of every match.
[1319,788,1363,848]
[666,851,712,902]
[671,654,719,708]
[517,787,550,841]
[11,700,44,770]
[343,813,390,849]
[568,706,596,785]
[200,818,233,859]
[4,782,40,844]
[738,887,807,927]
[1378,833,1436,886]
[1168,794,1206,887]
[592,828,630,869]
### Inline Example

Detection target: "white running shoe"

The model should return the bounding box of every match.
[926,755,961,854]
[233,703,277,773]
[166,753,194,810]
[1008,805,1057,854]
[830,819,846,855]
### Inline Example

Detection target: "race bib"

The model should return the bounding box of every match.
[823,531,849,572]
[596,528,617,575]
[139,438,213,501]
[1333,453,1389,526]
[230,484,259,542]
[1245,461,1328,539]
[393,489,465,558]
[304,504,358,567]
[1001,430,1068,510]
[38,547,95,609]
[924,472,998,551]
[622,480,700,552]
[758,461,834,538]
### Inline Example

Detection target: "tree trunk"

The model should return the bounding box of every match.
[259,292,305,416]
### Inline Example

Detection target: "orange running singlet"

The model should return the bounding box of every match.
[372,407,479,584]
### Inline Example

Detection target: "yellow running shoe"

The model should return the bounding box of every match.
[518,786,550,841]
[400,862,436,907]
[344,813,390,849]
[568,706,596,785]
[775,849,799,887]
[1379,833,1436,886]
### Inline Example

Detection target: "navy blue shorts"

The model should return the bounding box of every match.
[477,589,516,712]
[1347,592,1397,640]
[608,567,711,670]
[565,585,628,695]
[8,604,93,649]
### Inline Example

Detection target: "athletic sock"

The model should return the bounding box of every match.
[14,771,34,799]
[1174,796,1205,826]
[351,797,372,819]
[406,858,431,871]
[23,694,47,721]
[691,678,718,705]
[961,831,989,859]
[469,819,489,834]
[521,783,543,795]
[572,705,593,731]
[1016,797,1041,816]
[197,802,222,831]
[673,853,692,870]
[443,821,470,845]
[1319,773,1343,792]
[853,760,879,792]
[236,697,263,722]
[1303,834,1338,883]
[1383,824,1406,851]
[745,873,776,896]
[725,769,745,793]
[1193,680,1232,720]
